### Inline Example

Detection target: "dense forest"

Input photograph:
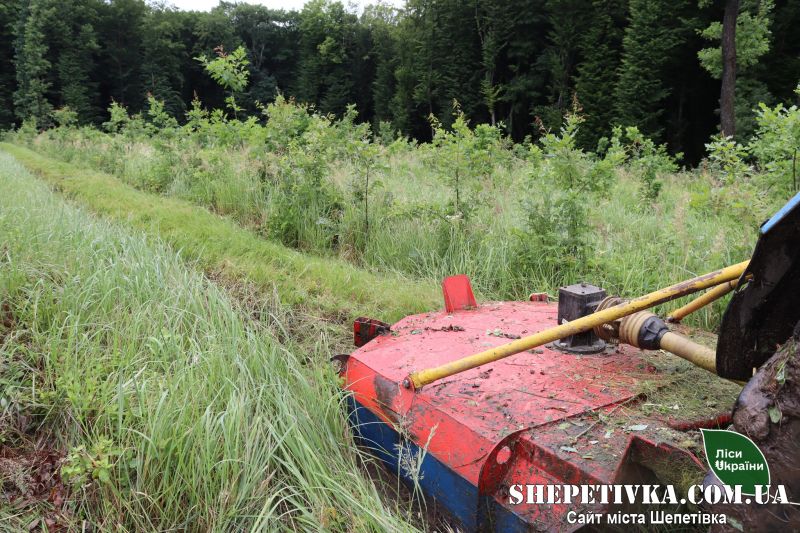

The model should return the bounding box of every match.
[2,0,799,162]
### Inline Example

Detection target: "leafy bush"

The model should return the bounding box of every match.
[144,95,179,133]
[265,143,344,251]
[51,106,78,128]
[103,101,129,133]
[514,112,615,282]
[345,134,386,253]
[609,125,679,204]
[427,105,509,220]
[749,88,800,195]
[705,134,752,183]
[261,95,315,152]
[195,45,250,117]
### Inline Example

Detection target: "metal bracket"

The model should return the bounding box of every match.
[442,274,478,313]
[353,317,391,347]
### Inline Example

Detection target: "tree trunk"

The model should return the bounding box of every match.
[720,0,739,138]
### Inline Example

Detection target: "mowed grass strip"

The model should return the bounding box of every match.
[0,152,419,530]
[0,143,439,323]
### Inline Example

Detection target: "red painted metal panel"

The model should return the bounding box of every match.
[343,299,727,529]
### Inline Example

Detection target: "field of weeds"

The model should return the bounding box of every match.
[0,152,424,530]
[11,95,796,330]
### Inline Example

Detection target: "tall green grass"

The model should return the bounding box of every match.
[0,152,419,531]
[1,143,439,325]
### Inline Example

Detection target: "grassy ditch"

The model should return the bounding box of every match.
[0,143,439,327]
[0,152,419,530]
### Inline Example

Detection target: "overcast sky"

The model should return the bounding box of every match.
[166,0,404,13]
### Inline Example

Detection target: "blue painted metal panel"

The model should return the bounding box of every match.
[761,190,800,234]
[346,397,530,532]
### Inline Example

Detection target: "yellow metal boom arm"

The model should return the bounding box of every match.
[666,279,742,323]
[404,260,749,389]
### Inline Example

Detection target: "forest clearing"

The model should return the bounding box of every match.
[2,0,800,531]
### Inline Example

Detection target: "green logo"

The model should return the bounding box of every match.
[701,429,770,496]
